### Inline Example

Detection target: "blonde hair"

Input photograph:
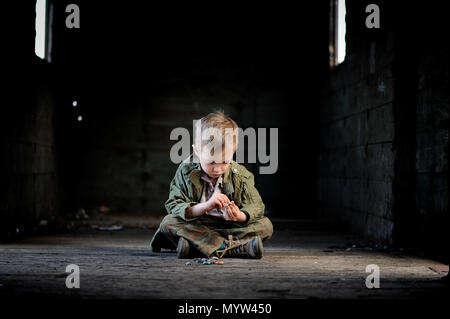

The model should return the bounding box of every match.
[194,111,239,160]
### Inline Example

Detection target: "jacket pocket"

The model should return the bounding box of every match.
[242,184,253,202]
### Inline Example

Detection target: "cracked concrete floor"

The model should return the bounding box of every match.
[0,219,448,299]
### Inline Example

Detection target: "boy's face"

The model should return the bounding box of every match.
[193,144,232,179]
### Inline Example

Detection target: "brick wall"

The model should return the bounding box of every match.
[1,3,60,235]
[318,1,449,255]
[414,40,449,259]
[318,1,395,242]
[1,61,60,234]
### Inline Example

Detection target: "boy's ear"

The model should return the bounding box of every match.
[192,144,198,156]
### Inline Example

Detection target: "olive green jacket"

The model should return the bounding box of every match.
[150,154,265,251]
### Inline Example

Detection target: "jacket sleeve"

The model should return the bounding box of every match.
[164,166,200,222]
[239,172,265,224]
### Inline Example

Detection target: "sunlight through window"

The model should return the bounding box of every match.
[35,0,47,59]
[337,0,346,64]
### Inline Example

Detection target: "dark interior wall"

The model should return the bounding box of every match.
[318,0,396,242]
[413,9,449,260]
[66,79,294,216]
[54,54,295,216]
[1,2,329,236]
[391,4,449,261]
[318,1,449,258]
[1,4,60,235]
[49,2,329,218]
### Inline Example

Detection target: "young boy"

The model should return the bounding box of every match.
[150,111,273,259]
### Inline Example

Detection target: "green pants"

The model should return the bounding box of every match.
[151,214,273,257]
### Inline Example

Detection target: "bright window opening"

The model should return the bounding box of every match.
[35,0,47,59]
[337,0,346,64]
[330,0,346,67]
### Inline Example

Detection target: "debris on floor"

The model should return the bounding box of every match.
[92,225,124,231]
[427,265,449,276]
[76,208,89,220]
[327,241,395,253]
[192,258,224,265]
[39,220,48,227]
[98,205,111,213]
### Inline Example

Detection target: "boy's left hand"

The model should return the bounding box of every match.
[223,201,247,223]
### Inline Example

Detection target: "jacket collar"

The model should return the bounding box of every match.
[187,153,234,193]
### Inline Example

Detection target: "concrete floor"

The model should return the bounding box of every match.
[0,219,448,299]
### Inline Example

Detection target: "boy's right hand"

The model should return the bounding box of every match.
[204,191,231,212]
[186,191,231,218]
